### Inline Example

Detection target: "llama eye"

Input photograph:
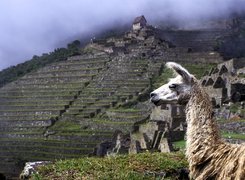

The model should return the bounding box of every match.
[169,84,177,89]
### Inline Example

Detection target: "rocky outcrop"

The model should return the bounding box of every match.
[20,161,51,180]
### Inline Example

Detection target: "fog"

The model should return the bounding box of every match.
[0,0,244,70]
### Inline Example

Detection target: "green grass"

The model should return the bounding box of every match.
[92,119,134,125]
[32,152,188,180]
[153,63,216,89]
[173,140,186,150]
[229,103,241,113]
[152,67,174,89]
[217,118,245,124]
[221,132,245,140]
[49,120,81,131]
[238,73,245,78]
[172,131,245,150]
[108,108,142,113]
[183,63,216,79]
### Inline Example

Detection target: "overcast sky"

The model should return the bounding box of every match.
[0,0,244,71]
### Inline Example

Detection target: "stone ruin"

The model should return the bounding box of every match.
[129,104,186,154]
[91,102,187,156]
[85,16,170,58]
[132,15,147,31]
[128,59,245,154]
[201,59,245,107]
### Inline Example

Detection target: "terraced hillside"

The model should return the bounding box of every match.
[160,30,229,52]
[1,20,240,179]
[0,55,109,177]
[58,56,162,129]
[0,54,164,178]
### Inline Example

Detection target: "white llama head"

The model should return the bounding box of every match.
[150,62,195,106]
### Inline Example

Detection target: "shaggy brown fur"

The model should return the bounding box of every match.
[186,80,245,180]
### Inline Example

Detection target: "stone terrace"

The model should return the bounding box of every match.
[59,56,163,133]
[0,54,165,178]
[0,55,115,178]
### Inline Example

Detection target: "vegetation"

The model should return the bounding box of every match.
[229,103,242,113]
[49,120,81,131]
[221,132,245,140]
[173,130,245,151]
[152,63,215,89]
[152,66,174,89]
[32,152,188,180]
[184,63,216,79]
[173,140,186,150]
[0,40,81,88]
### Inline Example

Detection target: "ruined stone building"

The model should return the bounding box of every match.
[201,59,245,107]
[132,15,147,31]
[86,16,169,58]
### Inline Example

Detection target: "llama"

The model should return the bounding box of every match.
[150,62,245,180]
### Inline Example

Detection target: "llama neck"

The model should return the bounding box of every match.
[185,83,221,155]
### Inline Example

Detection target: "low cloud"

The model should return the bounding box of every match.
[0,0,244,70]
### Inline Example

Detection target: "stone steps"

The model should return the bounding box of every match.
[25,68,101,78]
[2,82,86,89]
[0,115,55,121]
[106,113,147,122]
[0,136,98,164]
[0,127,46,132]
[0,119,53,127]
[0,138,99,148]
[0,55,160,179]
[0,149,88,160]
[161,30,228,51]
[0,132,44,139]
[0,90,78,97]
[0,85,83,91]
[67,55,109,61]
[83,90,115,95]
[0,144,93,155]
[73,97,98,105]
[0,56,115,178]
[90,82,148,89]
[82,118,135,132]
[0,95,74,102]
[15,75,94,85]
[105,108,149,123]
[76,108,101,118]
[39,60,109,71]
[0,100,68,106]
[48,133,113,142]
[0,109,61,116]
[0,104,66,110]
[0,87,81,91]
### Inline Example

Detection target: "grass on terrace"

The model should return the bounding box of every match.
[153,63,215,89]
[32,152,188,180]
[222,132,245,140]
[172,130,245,151]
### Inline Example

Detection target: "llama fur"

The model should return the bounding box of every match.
[150,62,245,180]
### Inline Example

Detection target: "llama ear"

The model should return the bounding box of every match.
[166,62,193,82]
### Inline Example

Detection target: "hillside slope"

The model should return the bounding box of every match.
[0,21,241,179]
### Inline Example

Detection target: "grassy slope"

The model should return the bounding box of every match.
[221,132,245,140]
[32,152,188,180]
[152,63,215,89]
[173,131,245,150]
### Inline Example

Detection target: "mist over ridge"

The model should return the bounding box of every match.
[0,0,245,70]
